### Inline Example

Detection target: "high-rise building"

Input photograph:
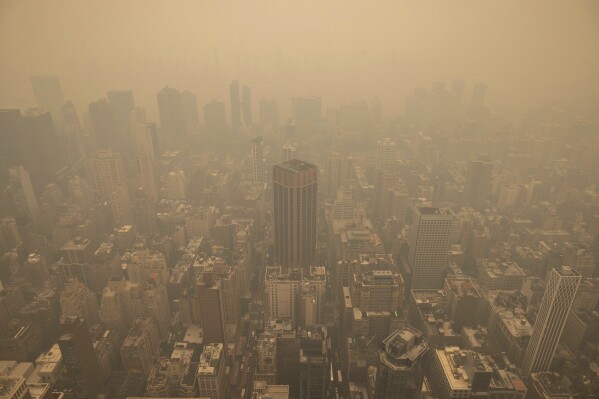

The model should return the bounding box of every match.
[107,90,135,144]
[30,75,64,127]
[273,159,318,268]
[58,316,105,399]
[298,326,329,399]
[252,136,265,182]
[521,266,581,375]
[143,279,172,339]
[197,272,226,345]
[197,343,226,399]
[375,327,429,399]
[204,100,227,135]
[89,98,119,151]
[91,149,131,224]
[325,153,353,199]
[60,277,100,324]
[260,99,279,129]
[265,266,302,323]
[157,86,186,146]
[5,166,40,224]
[59,101,85,165]
[463,156,493,210]
[120,317,160,375]
[351,270,404,313]
[408,207,454,290]
[377,138,398,171]
[0,376,30,399]
[181,90,200,134]
[242,84,253,126]
[131,123,158,201]
[230,80,241,134]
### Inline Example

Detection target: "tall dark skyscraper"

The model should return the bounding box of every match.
[375,327,428,399]
[157,86,186,147]
[242,84,253,126]
[273,159,318,268]
[204,100,227,135]
[30,75,65,127]
[58,316,105,399]
[230,80,241,133]
[464,155,494,210]
[89,98,119,151]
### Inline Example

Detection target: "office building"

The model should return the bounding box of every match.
[91,149,132,224]
[181,90,200,133]
[527,373,572,399]
[89,98,119,151]
[252,136,265,183]
[0,376,30,399]
[157,86,186,146]
[197,272,226,345]
[377,138,397,171]
[408,207,454,289]
[265,266,302,323]
[325,153,353,199]
[298,326,329,399]
[57,316,105,399]
[30,75,64,127]
[273,159,318,268]
[60,277,100,324]
[59,101,84,165]
[351,270,403,313]
[107,89,135,144]
[522,267,581,375]
[5,166,40,224]
[131,123,158,201]
[374,327,428,399]
[463,156,493,210]
[120,318,160,375]
[197,343,226,399]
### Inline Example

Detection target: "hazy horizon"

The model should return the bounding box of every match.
[1,0,599,120]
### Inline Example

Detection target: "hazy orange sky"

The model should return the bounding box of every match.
[1,0,598,120]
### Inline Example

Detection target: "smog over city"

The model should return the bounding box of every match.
[0,1,598,399]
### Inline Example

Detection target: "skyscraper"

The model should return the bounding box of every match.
[197,272,226,346]
[132,123,158,201]
[59,101,85,165]
[181,90,200,134]
[252,136,265,183]
[521,266,581,375]
[375,327,428,399]
[230,80,241,133]
[273,159,318,268]
[30,75,64,127]
[204,100,227,135]
[5,165,40,224]
[91,149,132,224]
[58,316,105,399]
[378,137,398,171]
[408,207,454,289]
[242,84,253,126]
[157,86,186,146]
[463,156,493,210]
[89,98,119,151]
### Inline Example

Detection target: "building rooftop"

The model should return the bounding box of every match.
[274,159,317,173]
[0,376,24,397]
[531,372,571,397]
[417,207,454,216]
[197,343,223,376]
[381,327,428,369]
